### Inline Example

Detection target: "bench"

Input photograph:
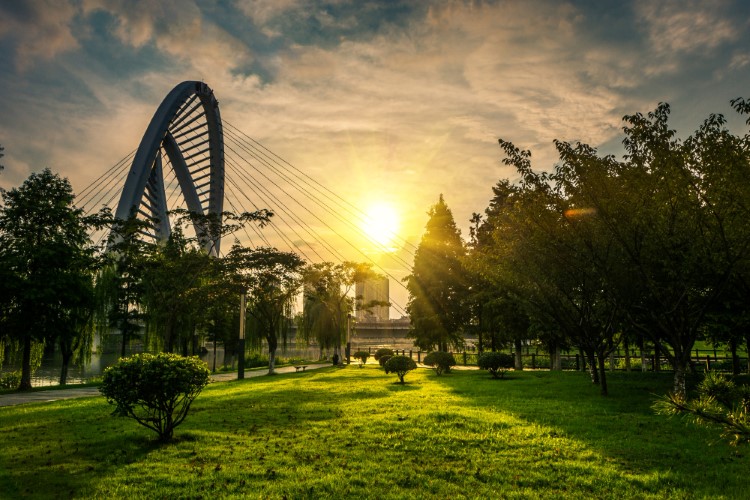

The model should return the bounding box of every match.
[294,365,308,372]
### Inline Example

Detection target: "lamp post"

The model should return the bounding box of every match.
[346,313,352,364]
[238,293,246,379]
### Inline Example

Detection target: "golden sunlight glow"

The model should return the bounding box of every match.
[361,202,401,250]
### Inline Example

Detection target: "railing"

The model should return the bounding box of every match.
[367,346,750,373]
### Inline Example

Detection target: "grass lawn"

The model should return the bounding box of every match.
[0,365,746,499]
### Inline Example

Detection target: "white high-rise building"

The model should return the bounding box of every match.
[355,276,389,322]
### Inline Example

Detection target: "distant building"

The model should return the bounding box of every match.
[355,276,389,322]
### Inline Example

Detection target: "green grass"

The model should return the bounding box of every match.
[0,366,746,499]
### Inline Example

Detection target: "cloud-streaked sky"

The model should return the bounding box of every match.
[2,0,750,312]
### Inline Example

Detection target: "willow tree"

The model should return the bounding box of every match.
[301,262,378,362]
[406,195,469,351]
[227,246,305,374]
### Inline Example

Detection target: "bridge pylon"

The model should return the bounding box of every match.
[113,81,224,255]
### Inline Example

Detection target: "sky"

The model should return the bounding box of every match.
[2,0,750,315]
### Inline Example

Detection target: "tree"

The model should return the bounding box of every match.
[0,169,105,390]
[472,157,621,394]
[406,195,469,351]
[553,103,750,397]
[384,355,417,383]
[227,246,305,374]
[98,215,151,358]
[140,227,213,354]
[100,353,210,442]
[467,193,531,368]
[300,262,379,362]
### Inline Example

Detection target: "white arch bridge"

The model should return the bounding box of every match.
[77,81,414,316]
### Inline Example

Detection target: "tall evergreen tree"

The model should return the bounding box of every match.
[0,169,103,389]
[405,195,468,351]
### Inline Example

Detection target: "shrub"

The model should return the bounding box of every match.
[353,351,370,367]
[379,354,393,369]
[384,355,417,383]
[374,348,394,362]
[100,353,210,442]
[478,352,514,379]
[0,371,21,390]
[423,351,456,375]
[243,352,269,369]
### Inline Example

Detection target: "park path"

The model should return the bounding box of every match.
[0,363,330,408]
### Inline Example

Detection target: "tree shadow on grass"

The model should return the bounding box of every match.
[385,382,422,392]
[429,369,745,498]
[0,396,162,498]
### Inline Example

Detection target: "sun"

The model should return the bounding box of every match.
[361,202,400,250]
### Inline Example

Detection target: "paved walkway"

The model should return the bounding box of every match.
[0,363,331,408]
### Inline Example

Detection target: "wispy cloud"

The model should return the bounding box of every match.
[0,0,79,71]
[1,0,749,244]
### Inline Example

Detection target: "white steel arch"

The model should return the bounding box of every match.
[114,81,224,255]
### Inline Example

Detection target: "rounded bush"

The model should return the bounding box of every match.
[384,355,417,383]
[353,351,370,367]
[423,351,457,375]
[379,354,393,368]
[477,352,514,379]
[374,348,394,362]
[100,353,210,442]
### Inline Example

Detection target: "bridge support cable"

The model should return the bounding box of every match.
[78,150,136,215]
[223,179,273,248]
[224,131,400,265]
[224,159,323,262]
[225,149,346,262]
[223,132,412,316]
[224,120,418,256]
[223,126,415,272]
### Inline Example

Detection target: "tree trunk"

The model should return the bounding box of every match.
[59,339,73,386]
[212,339,217,373]
[597,351,608,396]
[746,333,750,375]
[19,336,33,391]
[268,349,276,375]
[514,338,523,370]
[623,337,631,371]
[653,343,661,372]
[268,334,277,375]
[552,344,562,371]
[730,338,740,376]
[586,348,598,384]
[673,362,687,399]
[120,316,127,358]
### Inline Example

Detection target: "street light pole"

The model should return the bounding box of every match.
[346,313,352,364]
[238,293,246,380]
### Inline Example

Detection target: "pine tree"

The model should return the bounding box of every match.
[405,195,468,351]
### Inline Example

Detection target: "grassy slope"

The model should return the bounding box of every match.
[0,366,746,499]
